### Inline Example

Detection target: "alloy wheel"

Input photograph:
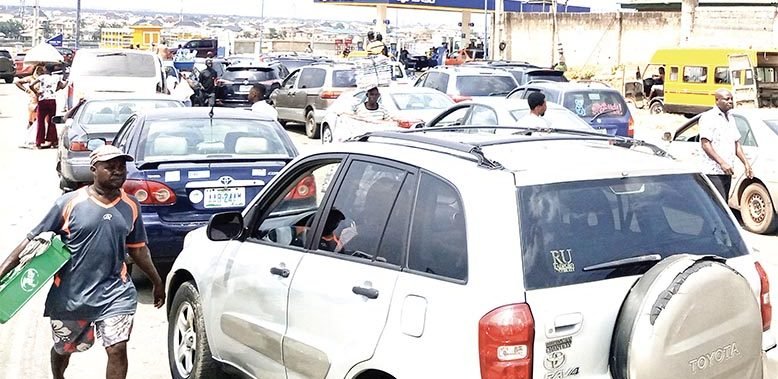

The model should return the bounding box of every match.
[174,302,197,378]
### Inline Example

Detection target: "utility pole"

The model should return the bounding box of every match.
[483,0,488,60]
[494,0,503,60]
[33,0,39,46]
[75,0,81,48]
[258,0,265,55]
[551,0,558,66]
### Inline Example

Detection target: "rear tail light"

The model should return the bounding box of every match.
[285,175,316,200]
[397,119,422,129]
[123,180,177,205]
[69,141,88,151]
[216,79,233,86]
[479,304,534,379]
[627,115,635,137]
[450,95,472,103]
[320,90,341,100]
[756,261,772,331]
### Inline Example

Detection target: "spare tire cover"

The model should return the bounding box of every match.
[611,254,762,379]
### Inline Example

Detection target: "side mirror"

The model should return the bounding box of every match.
[52,115,66,124]
[662,132,673,142]
[87,138,106,151]
[413,122,425,129]
[207,212,244,241]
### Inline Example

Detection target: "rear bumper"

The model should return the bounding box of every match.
[60,155,92,184]
[143,213,207,264]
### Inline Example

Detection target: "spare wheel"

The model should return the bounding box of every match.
[611,254,763,379]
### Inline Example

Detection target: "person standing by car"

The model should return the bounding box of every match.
[354,87,391,121]
[516,92,549,129]
[29,65,67,149]
[0,145,165,379]
[248,84,278,120]
[699,88,753,199]
[15,64,44,147]
[198,59,218,98]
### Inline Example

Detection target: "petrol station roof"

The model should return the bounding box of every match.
[313,0,590,13]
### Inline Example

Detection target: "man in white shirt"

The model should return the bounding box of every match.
[516,92,549,129]
[354,87,391,121]
[699,88,752,200]
[248,84,278,120]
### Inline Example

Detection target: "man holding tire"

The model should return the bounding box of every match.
[699,88,753,200]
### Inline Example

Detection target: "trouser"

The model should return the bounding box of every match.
[36,99,58,146]
[707,174,732,202]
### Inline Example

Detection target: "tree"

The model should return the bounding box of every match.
[92,21,107,41]
[0,20,24,40]
[41,21,53,39]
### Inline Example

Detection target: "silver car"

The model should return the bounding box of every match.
[55,94,183,191]
[663,108,778,234]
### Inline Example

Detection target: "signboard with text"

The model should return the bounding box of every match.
[46,34,63,47]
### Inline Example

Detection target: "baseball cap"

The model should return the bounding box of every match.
[89,145,134,167]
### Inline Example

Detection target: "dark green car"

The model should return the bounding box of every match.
[0,50,15,83]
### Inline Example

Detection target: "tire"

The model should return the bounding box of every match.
[611,255,763,379]
[740,182,778,234]
[3,76,12,84]
[321,123,333,143]
[305,110,320,139]
[648,101,663,114]
[168,281,225,379]
[59,176,80,193]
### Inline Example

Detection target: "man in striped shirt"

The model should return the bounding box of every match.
[354,87,391,121]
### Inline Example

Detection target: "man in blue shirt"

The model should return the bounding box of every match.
[0,145,165,379]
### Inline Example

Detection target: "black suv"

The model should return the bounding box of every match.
[216,62,286,108]
[0,50,15,83]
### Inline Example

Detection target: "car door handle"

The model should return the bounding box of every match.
[352,286,379,299]
[270,267,290,278]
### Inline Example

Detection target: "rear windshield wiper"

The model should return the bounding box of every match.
[590,108,619,123]
[488,91,512,96]
[97,52,127,58]
[582,254,662,272]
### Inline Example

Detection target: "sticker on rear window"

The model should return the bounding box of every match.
[588,93,601,100]
[551,249,575,273]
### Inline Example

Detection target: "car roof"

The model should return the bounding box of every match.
[227,62,275,70]
[83,93,181,101]
[348,86,452,95]
[77,48,156,57]
[142,107,277,122]
[524,82,618,92]
[732,107,778,119]
[456,97,566,110]
[430,66,516,76]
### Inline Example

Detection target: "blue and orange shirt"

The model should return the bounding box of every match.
[29,187,147,321]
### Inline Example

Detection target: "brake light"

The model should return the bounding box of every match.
[479,304,534,379]
[320,90,341,100]
[756,262,772,331]
[285,175,316,200]
[627,115,635,137]
[397,119,422,129]
[450,95,472,103]
[216,79,233,86]
[69,141,88,151]
[123,180,177,205]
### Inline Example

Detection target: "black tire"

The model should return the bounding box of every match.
[321,123,333,143]
[305,110,320,139]
[740,182,778,234]
[3,76,12,84]
[59,176,80,193]
[648,101,663,114]
[168,281,224,379]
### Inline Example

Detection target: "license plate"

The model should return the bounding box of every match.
[238,85,252,93]
[204,187,245,208]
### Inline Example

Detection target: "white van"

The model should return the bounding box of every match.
[67,49,166,110]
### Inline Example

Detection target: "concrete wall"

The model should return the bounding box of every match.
[504,7,778,70]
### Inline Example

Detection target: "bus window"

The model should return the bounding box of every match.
[669,67,679,81]
[714,67,730,84]
[683,66,708,83]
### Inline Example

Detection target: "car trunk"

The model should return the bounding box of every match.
[139,160,287,223]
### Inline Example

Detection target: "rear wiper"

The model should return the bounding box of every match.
[488,91,512,96]
[582,254,662,272]
[590,108,619,123]
[97,52,127,58]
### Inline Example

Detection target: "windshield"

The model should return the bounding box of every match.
[78,100,182,125]
[141,118,292,161]
[0,51,11,59]
[73,52,157,77]
[389,92,453,111]
[332,69,357,88]
[518,174,747,290]
[562,90,628,118]
[510,108,594,131]
[223,68,279,82]
[455,75,517,97]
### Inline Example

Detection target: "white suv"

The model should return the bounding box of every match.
[165,127,776,379]
[413,66,518,102]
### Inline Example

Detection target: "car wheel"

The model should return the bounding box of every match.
[649,101,663,114]
[168,281,224,379]
[59,176,79,193]
[321,123,333,143]
[611,255,763,379]
[3,76,12,84]
[740,182,777,234]
[305,110,320,139]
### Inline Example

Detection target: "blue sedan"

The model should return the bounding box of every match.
[110,108,301,264]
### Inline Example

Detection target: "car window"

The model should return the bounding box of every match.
[675,119,700,142]
[317,160,408,265]
[455,75,517,97]
[141,119,293,160]
[222,68,280,81]
[283,70,300,89]
[510,108,593,131]
[424,72,448,93]
[185,41,200,48]
[389,92,453,111]
[298,68,326,88]
[430,106,471,127]
[521,88,541,99]
[113,116,137,149]
[253,161,343,248]
[465,105,498,125]
[414,72,428,87]
[562,90,627,118]
[78,100,182,126]
[408,172,467,281]
[331,69,357,88]
[0,50,11,59]
[518,174,748,290]
[509,70,525,85]
[733,115,758,147]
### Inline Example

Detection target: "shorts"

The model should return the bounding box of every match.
[50,314,134,354]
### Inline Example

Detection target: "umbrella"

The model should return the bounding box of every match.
[24,43,64,65]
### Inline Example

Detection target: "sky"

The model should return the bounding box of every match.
[1,0,620,25]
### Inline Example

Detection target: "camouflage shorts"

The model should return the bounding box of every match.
[50,313,134,354]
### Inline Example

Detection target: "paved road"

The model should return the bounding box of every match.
[0,83,775,378]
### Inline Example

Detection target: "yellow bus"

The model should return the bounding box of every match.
[645,48,778,115]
